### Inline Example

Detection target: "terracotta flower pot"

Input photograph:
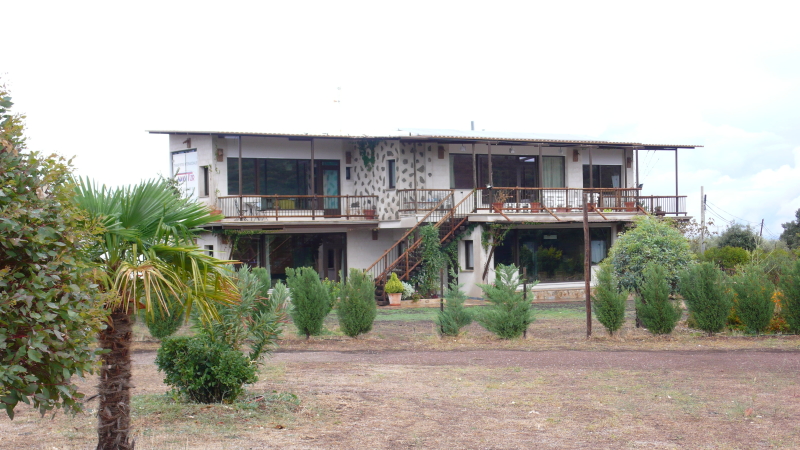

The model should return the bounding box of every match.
[364,209,376,219]
[387,292,402,306]
[624,202,636,212]
[492,202,504,213]
[530,202,542,213]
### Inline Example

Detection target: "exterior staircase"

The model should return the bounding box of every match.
[366,190,476,305]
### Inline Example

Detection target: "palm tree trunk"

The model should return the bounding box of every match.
[96,308,135,450]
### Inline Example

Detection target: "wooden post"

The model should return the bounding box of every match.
[439,267,445,336]
[523,267,528,339]
[238,136,243,221]
[583,193,591,339]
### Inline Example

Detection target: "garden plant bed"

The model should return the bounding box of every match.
[2,302,799,449]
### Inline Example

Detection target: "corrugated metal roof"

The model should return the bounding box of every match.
[146,129,701,149]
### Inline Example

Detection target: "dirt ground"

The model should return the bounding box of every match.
[2,303,800,449]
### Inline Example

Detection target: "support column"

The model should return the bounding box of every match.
[487,141,493,188]
[310,139,315,195]
[238,136,243,219]
[471,142,477,189]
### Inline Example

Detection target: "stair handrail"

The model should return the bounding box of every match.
[365,191,454,276]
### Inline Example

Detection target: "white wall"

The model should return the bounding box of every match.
[345,228,408,271]
[457,225,493,297]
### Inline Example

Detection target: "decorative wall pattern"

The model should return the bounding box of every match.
[350,140,435,220]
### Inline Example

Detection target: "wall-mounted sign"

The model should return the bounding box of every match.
[544,235,557,240]
[171,149,197,200]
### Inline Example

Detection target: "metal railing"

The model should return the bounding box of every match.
[217,195,379,221]
[637,195,687,215]
[398,189,455,214]
[473,187,639,213]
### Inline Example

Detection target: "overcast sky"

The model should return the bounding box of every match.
[5,1,799,237]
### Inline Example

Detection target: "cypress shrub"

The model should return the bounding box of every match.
[636,264,682,335]
[475,264,535,339]
[679,262,733,335]
[592,263,628,335]
[779,259,800,333]
[732,265,775,334]
[337,269,377,338]
[435,281,473,336]
[286,267,331,338]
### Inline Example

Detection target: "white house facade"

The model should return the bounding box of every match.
[151,129,698,302]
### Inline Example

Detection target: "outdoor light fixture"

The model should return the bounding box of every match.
[509,147,515,153]
[485,183,492,189]
[460,145,467,152]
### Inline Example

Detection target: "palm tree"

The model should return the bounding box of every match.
[74,178,237,450]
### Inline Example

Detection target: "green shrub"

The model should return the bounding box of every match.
[385,272,404,294]
[141,297,184,340]
[337,269,377,338]
[732,265,775,334]
[286,267,331,338]
[155,336,257,403]
[702,246,750,273]
[608,215,694,294]
[679,262,733,335]
[435,281,473,336]
[592,263,628,335]
[417,224,446,297]
[475,264,535,339]
[636,264,682,335]
[779,259,800,333]
[718,223,758,251]
[198,267,288,362]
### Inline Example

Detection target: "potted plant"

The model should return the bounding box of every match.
[625,201,637,212]
[529,192,542,213]
[385,273,404,306]
[363,200,376,219]
[491,190,510,213]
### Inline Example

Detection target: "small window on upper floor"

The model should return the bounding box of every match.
[200,166,210,197]
[388,160,396,189]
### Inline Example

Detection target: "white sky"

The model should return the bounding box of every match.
[4,0,800,237]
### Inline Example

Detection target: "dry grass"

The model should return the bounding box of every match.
[2,301,799,449]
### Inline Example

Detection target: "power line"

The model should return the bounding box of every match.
[706,201,760,226]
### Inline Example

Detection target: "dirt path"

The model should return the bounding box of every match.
[119,349,800,449]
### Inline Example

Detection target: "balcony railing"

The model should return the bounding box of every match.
[398,189,455,214]
[470,188,686,215]
[217,195,379,221]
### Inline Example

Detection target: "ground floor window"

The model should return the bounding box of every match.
[227,232,346,282]
[493,227,612,282]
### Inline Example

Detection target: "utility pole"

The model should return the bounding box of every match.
[583,193,591,339]
[760,219,764,237]
[700,186,705,253]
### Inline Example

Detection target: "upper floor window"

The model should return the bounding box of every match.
[450,154,474,189]
[542,156,565,188]
[583,165,621,188]
[388,159,396,189]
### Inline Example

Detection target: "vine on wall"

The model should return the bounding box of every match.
[356,138,381,171]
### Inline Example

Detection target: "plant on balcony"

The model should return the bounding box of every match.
[356,138,381,171]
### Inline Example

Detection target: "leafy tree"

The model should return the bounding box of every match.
[416,224,446,297]
[636,264,682,335]
[718,223,758,251]
[337,269,377,338]
[0,79,26,154]
[0,149,108,419]
[285,267,331,338]
[475,264,535,339]
[732,265,775,334]
[779,208,800,250]
[702,246,750,273]
[435,281,473,336]
[74,178,237,450]
[679,262,733,336]
[778,259,800,333]
[608,215,694,294]
[592,263,628,335]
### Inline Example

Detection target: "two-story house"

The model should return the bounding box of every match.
[151,129,697,300]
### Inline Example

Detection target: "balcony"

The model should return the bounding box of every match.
[217,195,379,221]
[400,188,687,219]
